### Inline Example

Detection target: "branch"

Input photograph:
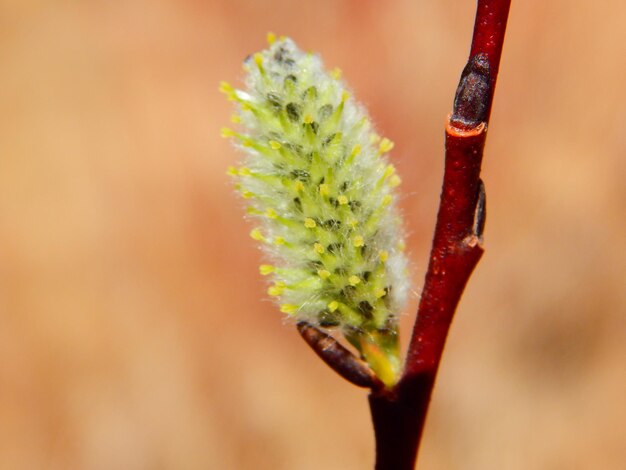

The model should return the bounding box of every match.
[368,1,511,469]
[297,322,383,390]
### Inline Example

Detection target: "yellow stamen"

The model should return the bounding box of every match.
[259,265,274,275]
[337,195,349,205]
[379,137,395,153]
[317,269,331,279]
[304,218,316,228]
[250,229,264,241]
[220,127,235,138]
[350,144,361,158]
[348,275,361,286]
[218,81,234,94]
[280,304,298,314]
[389,175,402,187]
[268,286,284,296]
[353,235,364,247]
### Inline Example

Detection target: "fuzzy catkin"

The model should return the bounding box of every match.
[221,35,408,382]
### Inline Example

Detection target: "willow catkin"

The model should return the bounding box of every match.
[221,34,408,384]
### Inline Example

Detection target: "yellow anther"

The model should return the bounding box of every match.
[250,228,264,241]
[317,269,331,279]
[353,235,364,247]
[242,190,254,199]
[265,208,278,219]
[348,275,361,286]
[379,137,395,153]
[379,250,389,262]
[350,144,362,158]
[382,194,393,206]
[226,166,238,176]
[245,206,261,215]
[383,165,396,178]
[269,140,281,150]
[274,236,285,245]
[294,180,305,192]
[220,127,235,138]
[253,53,264,68]
[259,265,274,275]
[319,184,330,196]
[389,174,402,188]
[330,67,342,80]
[337,195,349,205]
[238,167,251,176]
[328,301,339,312]
[218,81,234,94]
[230,114,241,124]
[304,218,317,228]
[347,218,358,228]
[266,32,277,45]
[268,285,284,296]
[280,304,298,314]
[313,243,325,254]
[303,114,313,124]
[369,133,381,144]
[341,91,350,102]
[374,288,387,299]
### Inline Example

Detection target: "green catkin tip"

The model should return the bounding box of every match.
[223,36,408,387]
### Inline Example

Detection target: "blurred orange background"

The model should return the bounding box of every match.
[1,1,624,469]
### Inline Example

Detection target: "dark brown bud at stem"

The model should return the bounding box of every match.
[473,179,487,240]
[297,322,381,389]
[450,54,491,130]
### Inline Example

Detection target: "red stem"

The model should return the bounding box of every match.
[368,1,511,469]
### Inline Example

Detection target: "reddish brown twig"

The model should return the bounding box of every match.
[368,1,511,469]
